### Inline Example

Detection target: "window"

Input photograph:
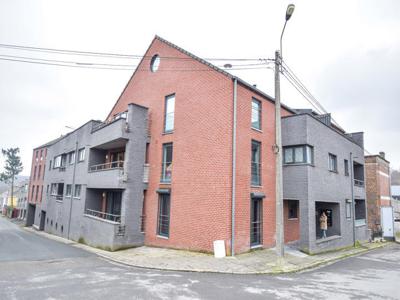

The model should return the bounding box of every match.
[60,154,67,167]
[288,200,298,219]
[150,54,161,72]
[35,150,39,162]
[251,140,261,186]
[31,186,35,201]
[157,193,170,237]
[251,98,261,130]
[37,166,41,179]
[54,156,61,168]
[284,145,313,164]
[329,153,338,172]
[164,94,175,133]
[49,160,52,170]
[69,151,75,165]
[345,199,352,219]
[40,149,43,161]
[74,184,81,198]
[355,199,366,225]
[344,159,349,176]
[250,197,263,246]
[46,185,49,195]
[33,166,37,180]
[161,143,173,183]
[78,148,85,162]
[50,183,57,195]
[65,184,72,197]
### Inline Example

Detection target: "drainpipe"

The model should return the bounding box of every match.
[350,152,356,246]
[231,78,238,256]
[67,141,79,239]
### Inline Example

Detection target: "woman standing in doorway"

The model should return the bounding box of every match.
[320,211,328,238]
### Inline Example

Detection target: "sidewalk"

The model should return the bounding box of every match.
[24,227,391,274]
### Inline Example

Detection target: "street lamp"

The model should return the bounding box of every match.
[275,4,295,259]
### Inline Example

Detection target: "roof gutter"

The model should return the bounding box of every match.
[231,77,238,256]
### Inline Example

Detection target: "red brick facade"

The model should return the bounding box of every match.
[28,147,47,205]
[107,36,294,254]
[365,154,391,232]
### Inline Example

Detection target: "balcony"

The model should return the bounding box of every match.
[87,168,125,189]
[354,179,364,187]
[89,161,124,173]
[84,208,121,223]
[90,118,129,149]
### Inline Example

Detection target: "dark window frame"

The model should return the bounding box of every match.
[161,143,173,183]
[250,197,263,247]
[251,140,262,186]
[283,145,314,165]
[157,193,170,238]
[288,200,298,219]
[344,159,349,176]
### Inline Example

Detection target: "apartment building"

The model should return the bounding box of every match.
[31,36,297,254]
[365,153,394,239]
[33,104,148,250]
[282,111,369,253]
[30,36,369,255]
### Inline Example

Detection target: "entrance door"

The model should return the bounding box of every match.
[381,206,394,239]
[39,211,46,230]
[250,198,263,247]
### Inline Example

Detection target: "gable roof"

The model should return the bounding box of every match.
[106,35,296,119]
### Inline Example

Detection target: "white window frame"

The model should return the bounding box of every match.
[78,148,85,162]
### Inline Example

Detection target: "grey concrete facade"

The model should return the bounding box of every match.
[282,113,369,254]
[33,103,148,250]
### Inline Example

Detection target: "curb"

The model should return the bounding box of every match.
[22,226,393,275]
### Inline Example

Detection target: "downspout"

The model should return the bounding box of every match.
[67,141,79,239]
[350,152,356,246]
[231,78,238,256]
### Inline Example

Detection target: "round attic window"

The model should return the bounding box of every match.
[150,54,160,72]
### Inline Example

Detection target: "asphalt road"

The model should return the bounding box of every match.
[0,216,399,300]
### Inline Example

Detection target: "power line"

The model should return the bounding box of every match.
[0,55,273,71]
[281,61,344,130]
[0,42,269,62]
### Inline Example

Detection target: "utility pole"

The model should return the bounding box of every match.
[274,4,295,258]
[274,49,284,258]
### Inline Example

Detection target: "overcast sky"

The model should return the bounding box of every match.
[0,0,399,176]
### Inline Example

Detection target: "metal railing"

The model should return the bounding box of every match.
[143,163,150,183]
[88,161,124,172]
[140,215,146,233]
[355,218,366,226]
[91,113,127,133]
[354,179,364,187]
[51,194,63,201]
[85,208,121,223]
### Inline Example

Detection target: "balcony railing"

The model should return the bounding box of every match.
[85,208,121,223]
[88,161,124,173]
[354,179,364,187]
[51,194,63,201]
[143,163,150,183]
[355,218,366,226]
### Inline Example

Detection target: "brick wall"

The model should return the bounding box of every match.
[107,36,293,254]
[365,155,391,232]
[28,147,47,205]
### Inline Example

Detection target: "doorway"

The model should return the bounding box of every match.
[39,210,46,230]
[250,198,263,247]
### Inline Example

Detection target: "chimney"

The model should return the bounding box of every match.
[379,151,385,159]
